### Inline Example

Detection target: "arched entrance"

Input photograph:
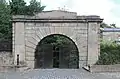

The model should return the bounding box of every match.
[34,34,79,69]
[12,10,103,68]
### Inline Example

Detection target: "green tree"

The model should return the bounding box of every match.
[9,0,46,15]
[0,0,46,50]
[110,24,116,28]
[100,22,117,28]
[28,0,46,15]
[100,22,111,28]
[96,41,120,65]
[0,0,6,4]
[0,0,46,40]
[0,0,12,41]
[9,0,26,15]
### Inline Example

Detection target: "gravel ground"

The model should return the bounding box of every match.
[0,68,120,79]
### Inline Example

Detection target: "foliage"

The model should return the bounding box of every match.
[9,0,46,15]
[0,0,46,51]
[96,40,120,65]
[100,22,117,28]
[28,0,46,15]
[110,23,116,28]
[0,0,12,41]
[9,0,26,15]
[40,34,74,47]
[0,0,45,39]
[0,0,6,4]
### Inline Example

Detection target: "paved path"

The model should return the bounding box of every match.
[0,68,120,79]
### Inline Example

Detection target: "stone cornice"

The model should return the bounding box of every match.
[12,19,103,23]
[11,10,103,23]
[12,15,103,23]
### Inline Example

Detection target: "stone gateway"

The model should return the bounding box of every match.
[12,10,103,69]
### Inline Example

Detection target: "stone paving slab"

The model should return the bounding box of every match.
[0,69,120,79]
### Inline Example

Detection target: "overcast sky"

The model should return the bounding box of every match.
[25,0,120,27]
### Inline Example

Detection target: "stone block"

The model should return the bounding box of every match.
[90,65,120,72]
[87,23,99,65]
[15,34,25,45]
[26,56,34,61]
[14,45,25,61]
[26,51,34,57]
[79,61,87,67]
[25,45,36,53]
[25,29,35,34]
[25,36,38,46]
[79,56,87,61]
[26,60,35,68]
[79,51,87,57]
[25,40,37,48]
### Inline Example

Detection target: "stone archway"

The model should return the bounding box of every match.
[34,34,79,69]
[12,10,103,68]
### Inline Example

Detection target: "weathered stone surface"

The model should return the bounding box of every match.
[25,51,34,57]
[13,22,25,65]
[26,56,34,61]
[14,45,25,63]
[103,32,120,41]
[26,60,34,68]
[25,46,35,54]
[79,56,87,61]
[12,10,103,69]
[36,10,77,19]
[79,61,87,67]
[79,52,88,57]
[88,23,100,65]
[0,52,13,66]
[25,36,38,46]
[90,65,120,72]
